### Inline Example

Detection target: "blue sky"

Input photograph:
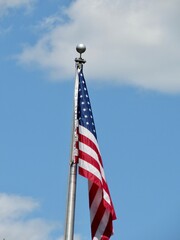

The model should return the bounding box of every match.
[0,0,180,239]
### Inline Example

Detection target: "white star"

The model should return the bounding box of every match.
[85,115,88,118]
[89,108,92,111]
[81,102,85,105]
[80,95,83,98]
[84,87,87,91]
[83,108,86,111]
[86,94,88,98]
[86,122,89,125]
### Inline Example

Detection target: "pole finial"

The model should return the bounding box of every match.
[75,43,86,65]
[76,43,86,55]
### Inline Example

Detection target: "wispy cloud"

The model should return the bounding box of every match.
[0,193,59,240]
[34,14,64,32]
[18,0,180,93]
[0,0,35,16]
[0,26,12,36]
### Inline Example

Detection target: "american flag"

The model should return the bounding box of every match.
[75,66,116,239]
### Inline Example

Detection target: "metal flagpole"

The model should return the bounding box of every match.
[64,44,86,240]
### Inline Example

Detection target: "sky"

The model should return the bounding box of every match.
[0,0,180,239]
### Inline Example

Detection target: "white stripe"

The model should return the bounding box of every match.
[79,142,99,165]
[89,183,111,212]
[89,184,102,223]
[79,125,100,153]
[79,141,106,180]
[94,209,110,239]
[103,189,111,206]
[79,127,112,207]
[79,125,107,181]
[79,159,102,183]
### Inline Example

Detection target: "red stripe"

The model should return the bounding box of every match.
[78,154,115,214]
[77,127,116,239]
[101,236,109,240]
[79,133,103,166]
[89,181,116,220]
[79,167,102,188]
[101,180,116,219]
[103,197,116,220]
[91,201,105,238]
[89,183,99,207]
[79,138,113,202]
[79,150,101,174]
[79,134,114,204]
[102,214,113,238]
[79,146,110,199]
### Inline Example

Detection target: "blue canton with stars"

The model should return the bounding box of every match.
[78,69,97,139]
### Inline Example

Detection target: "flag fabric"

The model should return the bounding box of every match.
[75,66,116,239]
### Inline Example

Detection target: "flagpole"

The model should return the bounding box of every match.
[64,44,86,240]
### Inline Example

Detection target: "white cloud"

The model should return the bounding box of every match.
[0,193,83,240]
[0,0,35,16]
[0,193,59,240]
[18,0,180,93]
[0,193,39,220]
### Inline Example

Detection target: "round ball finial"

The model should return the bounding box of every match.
[76,43,86,54]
